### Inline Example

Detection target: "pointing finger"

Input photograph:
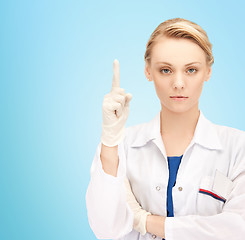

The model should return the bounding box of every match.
[112,59,120,89]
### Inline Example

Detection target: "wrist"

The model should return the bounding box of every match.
[146,215,166,238]
[101,124,125,147]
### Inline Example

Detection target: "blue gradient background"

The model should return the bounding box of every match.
[1,0,244,239]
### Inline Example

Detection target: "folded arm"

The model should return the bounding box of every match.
[125,141,245,240]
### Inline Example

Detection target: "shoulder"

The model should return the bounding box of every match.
[214,123,245,165]
[214,123,245,146]
[122,111,160,148]
[124,122,148,145]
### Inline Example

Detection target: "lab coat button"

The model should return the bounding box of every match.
[152,234,157,239]
[178,187,183,191]
[156,186,161,191]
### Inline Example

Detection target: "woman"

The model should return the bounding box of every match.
[86,18,245,240]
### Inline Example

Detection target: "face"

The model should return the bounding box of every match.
[145,36,212,114]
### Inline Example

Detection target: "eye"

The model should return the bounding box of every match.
[160,68,171,74]
[188,68,197,74]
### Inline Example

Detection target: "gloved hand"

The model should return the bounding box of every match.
[101,59,133,147]
[124,177,152,236]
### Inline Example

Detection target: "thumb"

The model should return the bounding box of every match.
[125,93,133,107]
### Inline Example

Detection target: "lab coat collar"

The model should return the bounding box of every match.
[130,110,223,150]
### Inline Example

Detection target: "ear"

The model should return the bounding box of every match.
[205,65,212,82]
[145,62,152,81]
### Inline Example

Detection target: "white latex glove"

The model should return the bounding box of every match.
[101,59,133,147]
[124,177,152,236]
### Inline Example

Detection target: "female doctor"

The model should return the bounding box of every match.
[85,18,245,240]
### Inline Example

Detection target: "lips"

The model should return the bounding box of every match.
[170,96,188,98]
[170,96,188,102]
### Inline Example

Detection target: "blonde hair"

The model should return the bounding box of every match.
[144,18,214,66]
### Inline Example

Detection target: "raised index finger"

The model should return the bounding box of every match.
[112,59,120,89]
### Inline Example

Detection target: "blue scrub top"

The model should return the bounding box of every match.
[162,154,183,240]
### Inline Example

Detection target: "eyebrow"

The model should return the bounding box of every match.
[156,61,201,66]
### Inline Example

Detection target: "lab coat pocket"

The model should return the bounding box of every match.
[196,171,232,216]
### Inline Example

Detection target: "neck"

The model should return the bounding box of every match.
[160,104,200,137]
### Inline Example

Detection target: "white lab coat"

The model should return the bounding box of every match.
[86,110,245,240]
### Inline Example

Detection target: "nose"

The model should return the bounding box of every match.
[172,73,185,89]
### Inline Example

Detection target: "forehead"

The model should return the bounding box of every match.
[151,36,206,64]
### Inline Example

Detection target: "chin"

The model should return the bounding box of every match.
[161,103,194,114]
